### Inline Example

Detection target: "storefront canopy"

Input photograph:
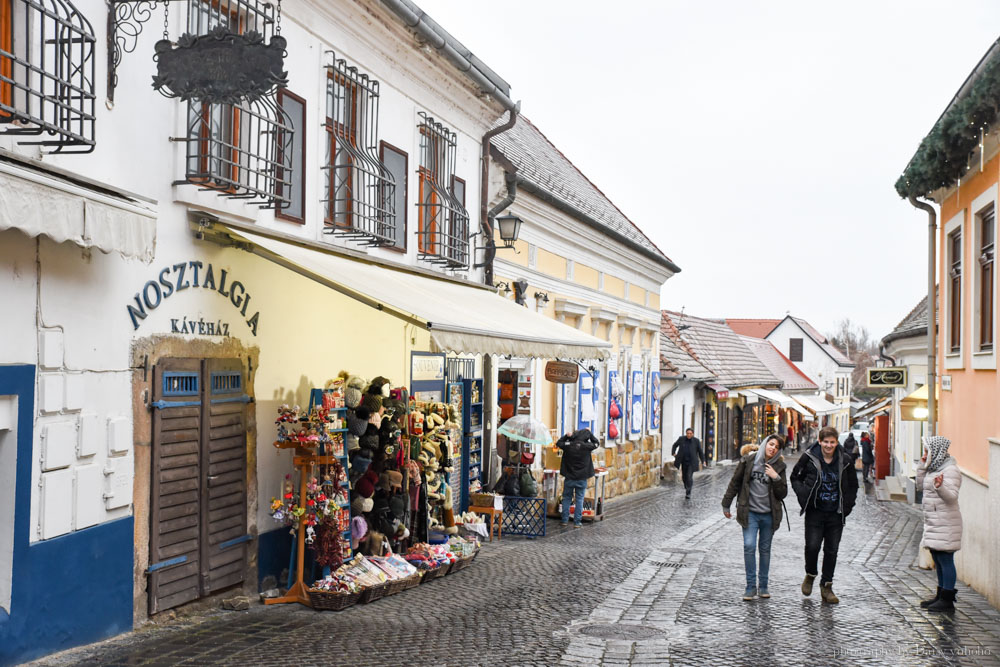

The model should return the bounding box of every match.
[0,160,156,262]
[749,387,796,408]
[791,394,840,417]
[224,226,612,360]
[900,384,937,421]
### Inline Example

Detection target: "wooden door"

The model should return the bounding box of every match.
[149,358,249,614]
[149,359,204,614]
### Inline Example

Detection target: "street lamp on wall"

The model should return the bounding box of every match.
[495,213,522,249]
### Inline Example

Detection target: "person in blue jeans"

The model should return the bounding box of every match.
[557,429,599,526]
[722,434,788,600]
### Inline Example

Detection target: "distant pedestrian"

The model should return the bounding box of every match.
[790,427,860,604]
[917,436,963,612]
[722,434,788,600]
[557,428,599,527]
[786,426,795,454]
[843,432,860,463]
[671,428,705,500]
[860,432,875,482]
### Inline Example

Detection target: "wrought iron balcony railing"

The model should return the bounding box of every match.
[416,112,469,270]
[0,0,96,153]
[322,52,396,247]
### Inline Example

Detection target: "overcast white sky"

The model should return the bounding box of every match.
[417,0,1000,339]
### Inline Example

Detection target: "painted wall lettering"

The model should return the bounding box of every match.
[127,261,260,336]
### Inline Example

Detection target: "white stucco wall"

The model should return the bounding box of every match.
[660,382,697,464]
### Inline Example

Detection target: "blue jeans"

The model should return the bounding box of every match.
[743,511,774,589]
[561,479,588,524]
[930,549,957,590]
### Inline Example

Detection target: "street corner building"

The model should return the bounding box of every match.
[895,35,1000,609]
[0,0,677,663]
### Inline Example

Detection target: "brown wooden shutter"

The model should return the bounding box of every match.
[203,358,249,594]
[149,359,203,614]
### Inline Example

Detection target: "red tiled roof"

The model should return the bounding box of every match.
[726,319,782,339]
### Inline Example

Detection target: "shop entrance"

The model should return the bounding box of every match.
[148,358,250,614]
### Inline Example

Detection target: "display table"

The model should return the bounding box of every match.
[468,505,503,541]
[543,468,608,522]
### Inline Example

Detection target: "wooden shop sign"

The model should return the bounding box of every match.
[545,361,579,384]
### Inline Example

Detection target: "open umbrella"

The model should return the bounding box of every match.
[497,414,553,446]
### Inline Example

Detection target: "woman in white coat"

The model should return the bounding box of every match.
[916,435,963,612]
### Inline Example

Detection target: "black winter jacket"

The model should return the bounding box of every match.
[722,452,788,530]
[790,443,859,523]
[671,436,705,468]
[557,429,599,480]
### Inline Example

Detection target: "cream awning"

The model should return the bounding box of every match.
[226,227,612,360]
[750,387,796,407]
[0,162,156,261]
[792,394,840,417]
[900,384,938,421]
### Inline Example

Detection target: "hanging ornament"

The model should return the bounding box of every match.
[151,0,287,104]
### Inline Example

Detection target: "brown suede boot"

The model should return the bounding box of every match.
[801,573,816,596]
[820,582,840,604]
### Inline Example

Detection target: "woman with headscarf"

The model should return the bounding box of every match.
[917,435,963,611]
[722,434,788,601]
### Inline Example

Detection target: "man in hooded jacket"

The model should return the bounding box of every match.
[671,428,705,499]
[790,426,859,604]
[557,429,599,527]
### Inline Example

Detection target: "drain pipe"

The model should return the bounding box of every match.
[479,105,519,286]
[909,196,937,436]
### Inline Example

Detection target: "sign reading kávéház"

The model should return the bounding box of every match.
[127,261,260,336]
[867,367,907,388]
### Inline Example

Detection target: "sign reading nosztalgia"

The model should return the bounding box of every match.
[127,261,260,336]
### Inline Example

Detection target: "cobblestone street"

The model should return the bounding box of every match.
[32,459,1000,667]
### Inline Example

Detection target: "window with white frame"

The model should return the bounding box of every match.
[944,210,965,371]
[977,205,995,352]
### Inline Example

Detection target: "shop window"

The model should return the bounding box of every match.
[948,229,962,354]
[417,112,470,270]
[978,206,994,352]
[0,0,95,152]
[276,89,306,223]
[379,141,407,251]
[180,0,293,208]
[323,54,396,246]
[789,338,803,362]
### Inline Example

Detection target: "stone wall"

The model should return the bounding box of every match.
[601,436,662,499]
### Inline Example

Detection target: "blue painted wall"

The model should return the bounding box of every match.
[257,526,293,588]
[0,366,135,666]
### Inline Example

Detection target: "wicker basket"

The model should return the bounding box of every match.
[307,589,360,611]
[385,573,420,596]
[469,493,495,507]
[358,581,389,604]
[419,562,451,582]
[448,557,469,573]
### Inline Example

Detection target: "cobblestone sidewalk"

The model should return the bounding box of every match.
[29,461,1000,666]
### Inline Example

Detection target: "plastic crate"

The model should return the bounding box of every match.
[501,496,547,538]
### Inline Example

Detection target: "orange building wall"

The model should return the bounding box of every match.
[937,152,1000,480]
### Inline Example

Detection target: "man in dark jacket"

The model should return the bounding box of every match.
[671,428,705,499]
[790,426,860,605]
[557,429,599,527]
[860,433,875,482]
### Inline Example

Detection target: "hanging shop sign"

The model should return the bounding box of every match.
[867,367,908,388]
[126,261,261,336]
[152,26,288,104]
[544,361,579,384]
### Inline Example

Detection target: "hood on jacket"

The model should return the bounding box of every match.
[755,434,782,467]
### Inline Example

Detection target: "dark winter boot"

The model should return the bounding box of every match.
[926,588,956,612]
[920,586,942,609]
[820,582,839,604]
[801,573,815,596]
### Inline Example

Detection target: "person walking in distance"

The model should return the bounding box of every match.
[722,434,788,600]
[860,432,875,483]
[671,428,705,500]
[917,436,963,612]
[556,428,599,527]
[790,427,859,604]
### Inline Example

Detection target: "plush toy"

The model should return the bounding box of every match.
[442,481,457,535]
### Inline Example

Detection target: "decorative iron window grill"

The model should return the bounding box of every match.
[416,112,469,269]
[174,0,292,208]
[0,0,96,152]
[322,52,395,246]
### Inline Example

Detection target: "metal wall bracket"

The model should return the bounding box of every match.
[107,0,186,103]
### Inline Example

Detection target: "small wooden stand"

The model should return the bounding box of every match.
[265,448,324,608]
